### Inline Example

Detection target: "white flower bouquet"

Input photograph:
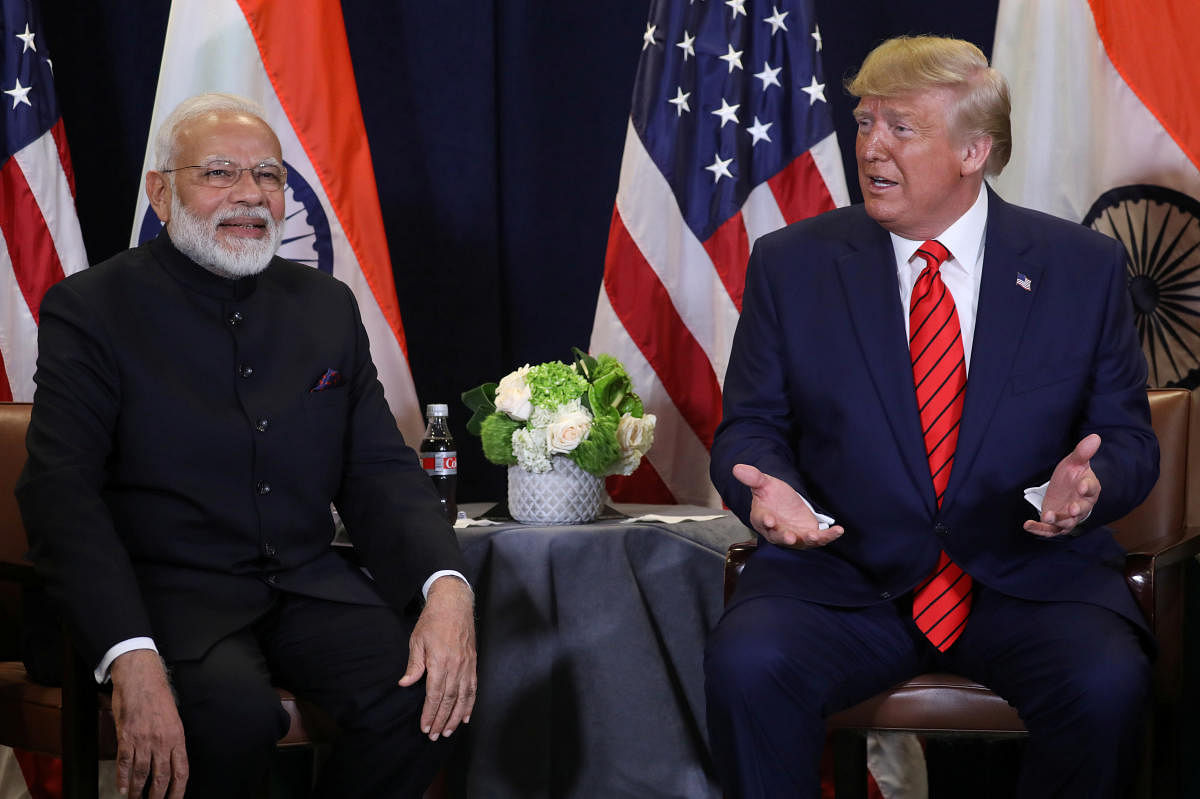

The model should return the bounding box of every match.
[462,349,656,477]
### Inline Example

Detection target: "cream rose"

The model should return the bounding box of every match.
[494,364,533,421]
[616,412,656,456]
[546,406,592,454]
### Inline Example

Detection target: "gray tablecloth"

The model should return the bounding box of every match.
[449,503,752,799]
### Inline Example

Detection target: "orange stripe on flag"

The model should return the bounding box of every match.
[701,212,750,312]
[768,150,839,225]
[0,158,66,323]
[235,0,410,356]
[1089,0,1200,172]
[604,209,723,450]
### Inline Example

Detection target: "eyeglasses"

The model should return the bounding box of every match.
[161,160,287,191]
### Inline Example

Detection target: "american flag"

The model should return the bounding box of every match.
[0,0,87,402]
[590,0,848,506]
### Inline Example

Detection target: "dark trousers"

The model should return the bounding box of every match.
[170,593,447,799]
[704,583,1150,799]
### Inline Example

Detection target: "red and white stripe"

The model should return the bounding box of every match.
[591,122,848,506]
[130,0,425,444]
[0,119,88,401]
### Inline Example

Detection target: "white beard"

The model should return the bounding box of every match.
[167,194,282,279]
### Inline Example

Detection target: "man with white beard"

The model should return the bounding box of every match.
[17,93,475,799]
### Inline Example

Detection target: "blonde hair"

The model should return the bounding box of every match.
[153,92,269,171]
[846,36,1011,177]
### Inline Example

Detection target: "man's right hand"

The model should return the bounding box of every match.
[732,463,844,549]
[109,649,188,798]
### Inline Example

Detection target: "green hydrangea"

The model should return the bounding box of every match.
[526,361,588,410]
[569,412,620,474]
[479,412,520,465]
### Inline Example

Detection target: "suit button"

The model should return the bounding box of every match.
[227,311,244,327]
[255,418,270,432]
[239,364,254,378]
[934,523,949,536]
[266,574,279,586]
[264,543,277,557]
[256,481,271,495]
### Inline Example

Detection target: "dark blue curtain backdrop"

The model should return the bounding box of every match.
[38,1,998,502]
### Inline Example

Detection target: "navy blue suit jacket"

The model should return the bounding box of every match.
[710,189,1158,633]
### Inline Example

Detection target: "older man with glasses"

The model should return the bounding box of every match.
[17,92,476,799]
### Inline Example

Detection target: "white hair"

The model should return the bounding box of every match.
[153,92,269,170]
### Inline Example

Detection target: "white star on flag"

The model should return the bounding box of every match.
[4,78,32,109]
[764,6,788,35]
[712,98,739,128]
[16,23,36,52]
[725,0,746,19]
[719,43,743,73]
[746,116,773,145]
[801,75,826,105]
[705,152,734,183]
[755,62,782,90]
[677,30,695,61]
[668,86,691,116]
[643,22,658,51]
[812,24,823,52]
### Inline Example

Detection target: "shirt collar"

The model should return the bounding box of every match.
[149,229,262,301]
[889,182,989,281]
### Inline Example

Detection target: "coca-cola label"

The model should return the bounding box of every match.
[421,451,457,475]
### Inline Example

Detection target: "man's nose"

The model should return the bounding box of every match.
[859,131,887,162]
[227,168,266,202]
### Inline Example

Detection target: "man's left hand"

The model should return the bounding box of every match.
[399,576,477,741]
[1023,434,1102,537]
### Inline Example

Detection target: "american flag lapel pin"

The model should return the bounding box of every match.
[1015,272,1032,292]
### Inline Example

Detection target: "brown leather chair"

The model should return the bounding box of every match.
[722,388,1200,798]
[0,402,337,799]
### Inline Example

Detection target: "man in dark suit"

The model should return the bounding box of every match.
[705,36,1157,798]
[17,92,475,799]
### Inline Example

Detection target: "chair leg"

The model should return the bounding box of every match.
[61,647,99,799]
[832,730,869,799]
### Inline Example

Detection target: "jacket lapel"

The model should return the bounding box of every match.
[837,225,936,515]
[943,190,1042,508]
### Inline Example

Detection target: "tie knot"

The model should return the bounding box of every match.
[916,240,951,272]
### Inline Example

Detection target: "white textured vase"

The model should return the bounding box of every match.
[507,456,605,524]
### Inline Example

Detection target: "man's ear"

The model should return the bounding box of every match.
[146,171,172,224]
[961,135,993,178]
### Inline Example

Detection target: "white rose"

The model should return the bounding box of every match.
[616,413,656,456]
[546,407,592,454]
[494,364,533,421]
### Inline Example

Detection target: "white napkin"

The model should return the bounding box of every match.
[620,513,725,524]
[454,517,503,529]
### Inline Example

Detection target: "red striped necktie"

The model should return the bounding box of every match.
[908,239,972,652]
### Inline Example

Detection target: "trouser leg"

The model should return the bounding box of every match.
[947,588,1150,799]
[263,595,450,799]
[168,629,290,799]
[704,595,926,799]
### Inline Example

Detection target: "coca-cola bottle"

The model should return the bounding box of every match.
[419,403,458,524]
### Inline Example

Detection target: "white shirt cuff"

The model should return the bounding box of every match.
[796,493,836,531]
[1024,480,1091,525]
[422,570,470,599]
[96,637,158,684]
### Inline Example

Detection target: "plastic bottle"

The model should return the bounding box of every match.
[419,403,458,524]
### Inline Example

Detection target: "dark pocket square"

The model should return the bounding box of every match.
[310,368,344,392]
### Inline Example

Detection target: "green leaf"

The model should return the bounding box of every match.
[572,347,600,382]
[461,382,497,436]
